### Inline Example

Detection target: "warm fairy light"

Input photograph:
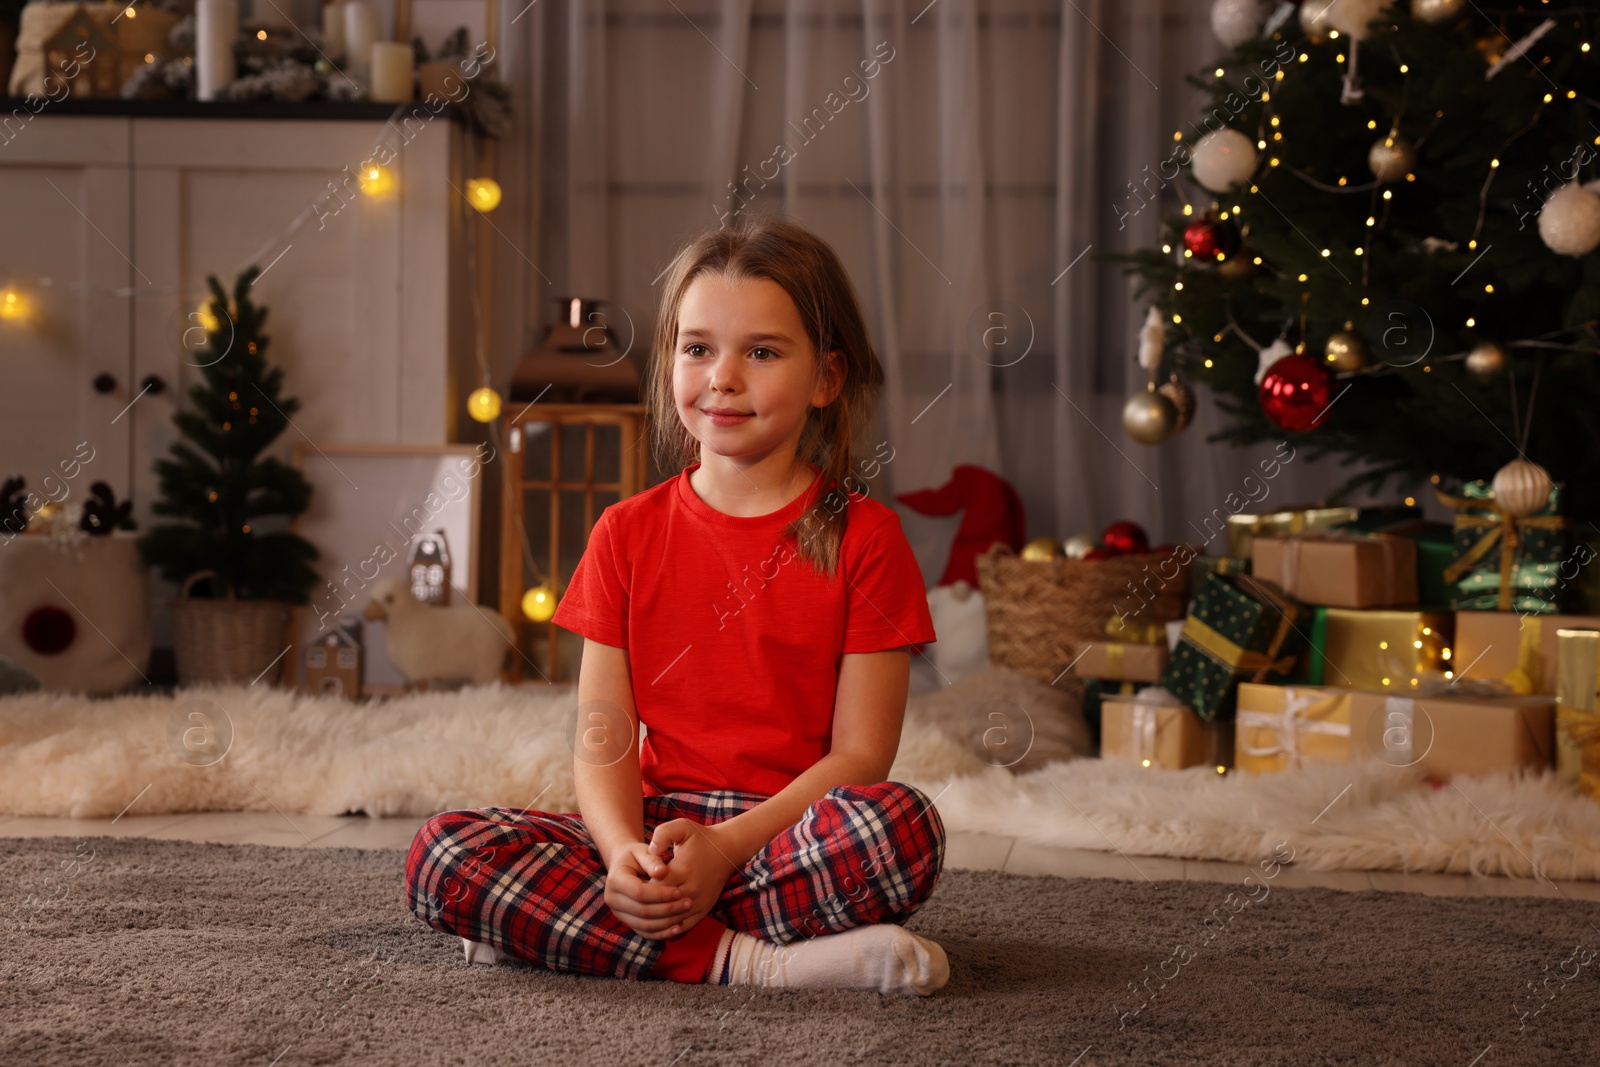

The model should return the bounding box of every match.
[1399,64,1408,73]
[1162,244,1171,253]
[1174,283,1184,292]
[1380,641,1389,649]
[1490,158,1500,168]
[1405,173,1415,182]
[145,53,154,62]
[1467,317,1476,327]
[1361,297,1369,305]
[1406,498,1417,508]
[1414,640,1423,649]
[1328,30,1339,39]
[1259,140,1268,149]
[1423,365,1432,373]
[1275,70,1284,80]
[1185,249,1194,258]
[1142,759,1152,767]
[1336,54,1345,63]
[1215,68,1225,78]
[1544,93,1553,103]
[1204,358,1214,368]
[1270,157,1280,167]
[521,585,557,622]
[1321,248,1331,257]
[1367,216,1376,226]
[1445,670,1454,679]
[467,386,503,423]
[1442,648,1452,660]
[1252,255,1262,264]
[1297,273,1308,281]
[1383,190,1392,199]
[1338,177,1348,186]
[1216,766,1226,774]
[1355,248,1363,255]
[1271,117,1280,127]
[1273,132,1282,141]
[1569,91,1578,100]
[466,178,503,212]
[1298,53,1308,63]
[1382,677,1391,686]
[256,29,267,39]
[1174,131,1183,141]
[0,286,28,322]
[1367,120,1378,130]
[359,163,396,196]
[1183,204,1194,216]
[123,5,135,15]
[1486,284,1494,293]
[1468,240,1478,249]
[1422,626,1431,635]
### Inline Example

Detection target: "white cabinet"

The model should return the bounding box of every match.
[0,107,478,537]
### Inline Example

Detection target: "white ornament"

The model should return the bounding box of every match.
[1137,306,1166,370]
[1324,0,1384,42]
[1537,182,1600,258]
[1191,129,1258,193]
[1411,0,1464,24]
[1491,459,1553,518]
[1255,337,1292,385]
[1210,0,1268,49]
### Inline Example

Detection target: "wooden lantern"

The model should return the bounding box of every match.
[499,404,653,683]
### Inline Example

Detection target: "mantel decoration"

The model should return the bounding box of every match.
[137,265,320,686]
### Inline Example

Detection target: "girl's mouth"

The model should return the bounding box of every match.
[702,409,754,426]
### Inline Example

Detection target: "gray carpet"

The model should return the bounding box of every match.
[3,835,1597,1066]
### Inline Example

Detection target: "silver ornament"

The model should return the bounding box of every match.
[1491,458,1553,518]
[1123,387,1179,445]
[1465,341,1506,381]
[1211,0,1268,49]
[1368,133,1418,184]
[1063,534,1098,559]
[1537,183,1600,258]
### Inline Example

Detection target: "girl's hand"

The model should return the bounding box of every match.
[646,820,741,939]
[603,841,695,940]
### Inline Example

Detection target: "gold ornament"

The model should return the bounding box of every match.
[1368,132,1417,183]
[1491,459,1553,519]
[1465,341,1506,381]
[1062,534,1097,559]
[1021,537,1064,561]
[1324,321,1372,373]
[1411,0,1465,24]
[1122,385,1178,445]
[1157,374,1195,433]
[521,584,558,622]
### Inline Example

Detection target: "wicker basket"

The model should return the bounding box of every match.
[976,542,1192,686]
[169,570,292,686]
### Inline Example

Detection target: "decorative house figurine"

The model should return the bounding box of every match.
[45,8,121,99]
[409,529,451,606]
[305,618,362,697]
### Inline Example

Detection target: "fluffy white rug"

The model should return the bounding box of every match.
[4,676,1599,881]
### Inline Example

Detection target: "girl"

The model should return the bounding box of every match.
[404,215,949,996]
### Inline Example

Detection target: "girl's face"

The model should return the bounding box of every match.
[672,272,840,467]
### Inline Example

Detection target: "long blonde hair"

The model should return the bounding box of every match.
[645,214,885,580]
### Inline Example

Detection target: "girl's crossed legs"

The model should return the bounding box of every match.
[404,780,946,984]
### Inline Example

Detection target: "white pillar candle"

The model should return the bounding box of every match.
[343,0,378,78]
[369,41,414,102]
[195,0,238,101]
[320,0,346,59]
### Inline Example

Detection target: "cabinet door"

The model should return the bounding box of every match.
[0,117,132,513]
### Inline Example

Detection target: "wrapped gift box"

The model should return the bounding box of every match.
[1342,688,1554,779]
[1159,572,1306,721]
[1296,607,1454,690]
[1556,628,1600,797]
[1102,692,1232,770]
[1188,553,1252,583]
[1436,480,1570,614]
[1225,505,1361,560]
[1453,612,1600,695]
[1235,683,1353,774]
[1346,519,1456,610]
[1253,532,1418,609]
[1072,641,1169,682]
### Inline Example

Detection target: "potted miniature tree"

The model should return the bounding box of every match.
[138,266,319,685]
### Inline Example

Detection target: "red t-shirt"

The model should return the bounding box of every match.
[550,460,937,797]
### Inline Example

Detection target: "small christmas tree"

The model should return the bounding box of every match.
[138,266,320,603]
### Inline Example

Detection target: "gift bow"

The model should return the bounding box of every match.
[1556,629,1600,798]
[1434,487,1567,612]
[1237,687,1350,769]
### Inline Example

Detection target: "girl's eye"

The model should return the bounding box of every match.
[681,343,778,361]
[751,347,777,361]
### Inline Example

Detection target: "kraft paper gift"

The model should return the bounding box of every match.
[1102,689,1231,770]
[1072,641,1169,683]
[1453,612,1600,696]
[1342,686,1554,780]
[1252,532,1418,609]
[1234,683,1353,774]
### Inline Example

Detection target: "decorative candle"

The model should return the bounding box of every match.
[320,0,346,60]
[369,41,414,102]
[342,1,378,78]
[195,0,238,101]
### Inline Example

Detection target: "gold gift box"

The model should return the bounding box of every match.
[1072,641,1169,683]
[1302,608,1454,690]
[1102,697,1232,770]
[1453,612,1600,695]
[1342,688,1554,780]
[1253,533,1418,609]
[1235,683,1353,774]
[1555,628,1600,796]
[1225,505,1361,560]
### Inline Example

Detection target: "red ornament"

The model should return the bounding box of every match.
[1082,548,1114,561]
[1101,521,1150,555]
[1258,353,1334,432]
[22,605,76,655]
[1182,216,1241,260]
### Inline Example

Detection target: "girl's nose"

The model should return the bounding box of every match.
[708,350,742,392]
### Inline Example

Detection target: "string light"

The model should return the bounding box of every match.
[466,178,502,212]
[0,286,28,322]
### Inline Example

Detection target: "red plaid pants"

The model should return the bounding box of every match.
[403,780,946,983]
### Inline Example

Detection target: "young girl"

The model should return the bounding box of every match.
[404,215,949,996]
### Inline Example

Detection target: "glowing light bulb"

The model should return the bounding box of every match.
[467,387,503,423]
[359,163,396,196]
[0,287,27,322]
[521,584,557,622]
[466,178,503,212]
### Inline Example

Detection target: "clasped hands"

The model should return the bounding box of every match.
[604,819,742,941]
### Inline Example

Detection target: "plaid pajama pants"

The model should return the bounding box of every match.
[403,780,946,983]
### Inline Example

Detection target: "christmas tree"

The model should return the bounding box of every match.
[1108,0,1600,519]
[138,266,320,602]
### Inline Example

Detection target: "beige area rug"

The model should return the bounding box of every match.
[4,835,1599,1067]
[4,670,1600,880]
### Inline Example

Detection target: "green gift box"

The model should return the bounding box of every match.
[1158,572,1308,722]
[1434,480,1571,614]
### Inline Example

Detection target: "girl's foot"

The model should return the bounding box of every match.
[708,925,949,996]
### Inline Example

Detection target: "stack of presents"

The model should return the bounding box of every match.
[1078,478,1600,796]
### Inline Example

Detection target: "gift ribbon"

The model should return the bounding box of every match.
[1129,687,1183,766]
[1380,696,1415,764]
[1180,614,1298,679]
[1107,644,1124,677]
[1237,687,1350,768]
[1504,616,1543,696]
[1274,532,1400,602]
[1433,487,1568,612]
[1556,628,1600,797]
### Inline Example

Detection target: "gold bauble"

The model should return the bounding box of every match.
[1122,386,1178,445]
[1020,537,1065,561]
[1062,534,1097,559]
[1368,133,1418,184]
[1411,0,1465,24]
[521,584,558,622]
[1157,374,1195,433]
[1491,459,1553,518]
[1324,321,1372,373]
[1465,341,1506,381]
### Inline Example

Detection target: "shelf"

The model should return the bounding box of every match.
[0,96,470,124]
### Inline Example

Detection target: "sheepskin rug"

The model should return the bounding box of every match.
[5,668,1600,880]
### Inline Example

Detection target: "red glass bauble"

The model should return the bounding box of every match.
[1182,217,1241,260]
[22,605,76,655]
[1101,521,1150,555]
[1081,548,1114,561]
[1258,353,1334,432]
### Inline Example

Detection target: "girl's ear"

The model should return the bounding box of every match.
[815,348,846,407]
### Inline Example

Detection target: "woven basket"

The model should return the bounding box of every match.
[169,570,291,686]
[976,542,1192,686]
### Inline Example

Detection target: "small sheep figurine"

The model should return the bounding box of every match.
[362,577,515,686]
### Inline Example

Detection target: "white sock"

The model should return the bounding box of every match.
[461,936,501,966]
[717,925,949,996]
